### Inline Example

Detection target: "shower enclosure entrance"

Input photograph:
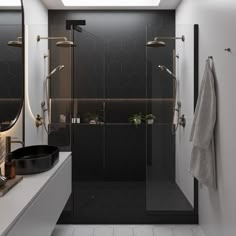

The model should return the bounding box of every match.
[48,13,198,224]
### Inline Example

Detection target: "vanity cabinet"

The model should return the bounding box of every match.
[0,153,72,236]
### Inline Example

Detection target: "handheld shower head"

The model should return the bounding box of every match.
[47,65,64,79]
[158,65,176,79]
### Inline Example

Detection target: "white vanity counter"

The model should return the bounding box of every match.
[0,152,72,236]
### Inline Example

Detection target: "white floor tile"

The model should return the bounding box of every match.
[173,227,194,236]
[94,226,114,236]
[114,226,134,236]
[51,225,74,236]
[74,226,94,236]
[153,226,173,236]
[52,224,204,236]
[133,226,154,236]
[192,226,206,236]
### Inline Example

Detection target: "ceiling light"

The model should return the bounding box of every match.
[0,0,21,6]
[62,0,161,7]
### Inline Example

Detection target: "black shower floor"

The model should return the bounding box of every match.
[66,181,193,224]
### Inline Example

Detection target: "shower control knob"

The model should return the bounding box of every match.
[179,114,186,128]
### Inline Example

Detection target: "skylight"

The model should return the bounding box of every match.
[62,0,161,7]
[0,0,21,6]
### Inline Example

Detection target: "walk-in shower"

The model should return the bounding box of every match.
[46,12,198,225]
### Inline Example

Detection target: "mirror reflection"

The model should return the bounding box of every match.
[0,2,24,132]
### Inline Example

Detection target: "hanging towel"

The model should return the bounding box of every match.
[189,59,217,189]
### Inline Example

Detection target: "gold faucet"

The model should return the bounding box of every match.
[5,136,25,154]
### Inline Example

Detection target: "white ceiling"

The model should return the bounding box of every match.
[41,0,182,10]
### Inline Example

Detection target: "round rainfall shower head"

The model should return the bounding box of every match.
[37,35,76,47]
[146,35,185,48]
[8,40,22,48]
[56,40,76,47]
[146,39,166,48]
[8,37,22,48]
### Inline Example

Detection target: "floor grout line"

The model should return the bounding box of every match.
[53,224,204,236]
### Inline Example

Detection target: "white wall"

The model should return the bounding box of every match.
[23,0,48,146]
[175,24,194,206]
[176,1,236,235]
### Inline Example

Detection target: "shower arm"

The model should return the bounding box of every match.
[154,35,185,42]
[37,35,68,42]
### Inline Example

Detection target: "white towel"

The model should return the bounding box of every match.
[189,59,217,189]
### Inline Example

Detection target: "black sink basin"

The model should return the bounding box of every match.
[11,145,59,175]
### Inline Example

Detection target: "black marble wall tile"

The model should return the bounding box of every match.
[49,10,177,223]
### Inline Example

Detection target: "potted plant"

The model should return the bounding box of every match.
[145,114,156,125]
[129,113,143,126]
[84,112,100,124]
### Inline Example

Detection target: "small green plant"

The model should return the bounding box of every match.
[129,113,143,126]
[84,112,100,124]
[145,113,156,125]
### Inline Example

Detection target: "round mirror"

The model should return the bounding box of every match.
[0,0,24,132]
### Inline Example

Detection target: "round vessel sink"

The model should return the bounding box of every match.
[11,145,59,175]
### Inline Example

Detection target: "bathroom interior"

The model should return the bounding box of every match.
[0,0,235,236]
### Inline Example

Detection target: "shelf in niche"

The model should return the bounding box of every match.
[50,98,175,102]
[50,123,71,125]
[50,123,172,126]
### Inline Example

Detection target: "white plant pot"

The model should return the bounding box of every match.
[134,119,142,125]
[147,119,154,125]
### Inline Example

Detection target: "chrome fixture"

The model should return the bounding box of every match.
[172,102,186,134]
[158,65,176,79]
[46,65,65,79]
[5,136,24,154]
[42,65,65,133]
[224,48,231,52]
[37,35,76,47]
[35,114,44,127]
[179,114,186,128]
[8,36,22,48]
[146,35,185,48]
